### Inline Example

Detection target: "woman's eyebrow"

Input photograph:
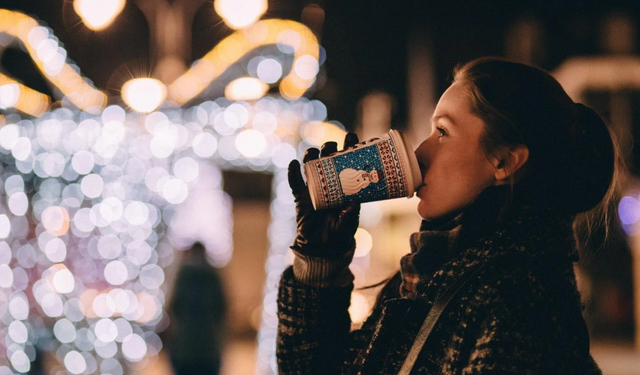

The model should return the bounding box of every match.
[432,114,456,126]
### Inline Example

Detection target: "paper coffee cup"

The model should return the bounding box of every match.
[304,129,421,210]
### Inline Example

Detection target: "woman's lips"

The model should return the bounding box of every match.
[416,185,427,199]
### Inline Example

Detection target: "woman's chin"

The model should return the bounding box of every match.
[417,201,458,223]
[417,201,437,221]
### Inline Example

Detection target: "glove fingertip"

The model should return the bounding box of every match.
[320,141,338,157]
[303,148,320,163]
[288,159,300,169]
[344,132,360,149]
[287,159,305,194]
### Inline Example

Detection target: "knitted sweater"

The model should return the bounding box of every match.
[276,206,602,374]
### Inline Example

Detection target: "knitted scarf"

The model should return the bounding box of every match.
[399,187,578,300]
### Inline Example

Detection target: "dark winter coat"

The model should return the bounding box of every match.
[277,204,602,374]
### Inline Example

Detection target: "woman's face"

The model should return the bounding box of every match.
[415,81,498,221]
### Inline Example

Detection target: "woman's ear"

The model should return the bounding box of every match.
[493,145,529,185]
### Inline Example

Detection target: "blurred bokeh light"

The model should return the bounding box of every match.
[225,77,269,102]
[214,0,268,30]
[121,78,167,113]
[73,0,126,31]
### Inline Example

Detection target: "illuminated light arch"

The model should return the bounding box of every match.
[554,56,640,101]
[169,19,320,104]
[0,9,107,114]
[553,56,640,157]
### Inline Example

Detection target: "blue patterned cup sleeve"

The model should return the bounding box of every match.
[305,130,421,210]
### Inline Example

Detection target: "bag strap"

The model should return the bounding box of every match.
[397,260,490,375]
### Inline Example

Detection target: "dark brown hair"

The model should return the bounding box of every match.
[453,57,621,243]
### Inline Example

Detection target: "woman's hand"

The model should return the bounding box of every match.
[288,133,361,258]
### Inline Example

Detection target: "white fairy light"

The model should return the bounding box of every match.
[95,339,118,358]
[94,319,118,343]
[104,261,128,286]
[9,351,30,373]
[8,192,29,216]
[40,292,64,317]
[9,294,29,320]
[11,137,32,161]
[51,267,76,294]
[192,132,218,157]
[236,129,267,158]
[0,124,20,149]
[0,264,13,288]
[64,350,87,374]
[121,334,147,362]
[44,237,68,262]
[0,215,11,239]
[8,320,28,344]
[81,174,104,198]
[257,58,283,84]
[0,83,20,109]
[54,319,77,343]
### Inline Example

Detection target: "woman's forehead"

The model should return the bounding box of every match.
[435,83,473,118]
[433,83,487,137]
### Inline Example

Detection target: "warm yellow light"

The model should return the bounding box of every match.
[41,206,70,236]
[169,19,320,104]
[301,121,347,148]
[354,228,373,257]
[0,10,106,114]
[45,264,75,294]
[121,78,167,113]
[0,73,51,117]
[135,292,158,323]
[80,289,99,318]
[74,0,126,31]
[214,0,267,29]
[236,129,267,158]
[225,77,269,101]
[348,292,371,324]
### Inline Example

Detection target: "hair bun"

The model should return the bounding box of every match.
[565,103,615,213]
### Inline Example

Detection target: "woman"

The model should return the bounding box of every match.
[277,57,616,374]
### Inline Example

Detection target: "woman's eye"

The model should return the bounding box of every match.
[436,126,447,137]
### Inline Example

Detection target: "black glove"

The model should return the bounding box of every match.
[288,133,361,258]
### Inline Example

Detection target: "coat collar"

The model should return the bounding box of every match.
[400,187,577,299]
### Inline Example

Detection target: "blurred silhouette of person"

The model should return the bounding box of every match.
[165,242,227,375]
